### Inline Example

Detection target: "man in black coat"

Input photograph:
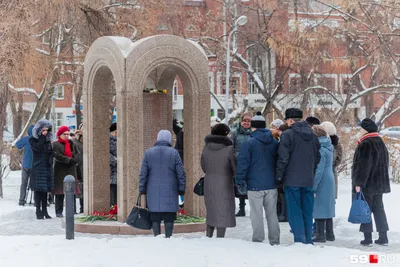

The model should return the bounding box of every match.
[352,118,390,246]
[276,108,320,244]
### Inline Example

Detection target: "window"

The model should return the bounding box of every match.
[56,113,63,130]
[54,85,64,99]
[172,79,178,102]
[247,50,263,94]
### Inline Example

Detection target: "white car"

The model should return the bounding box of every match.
[380,127,400,139]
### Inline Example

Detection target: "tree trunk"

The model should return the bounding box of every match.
[0,78,10,197]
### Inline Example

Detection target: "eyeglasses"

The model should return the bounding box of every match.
[242,120,251,123]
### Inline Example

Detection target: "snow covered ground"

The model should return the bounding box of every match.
[0,171,399,267]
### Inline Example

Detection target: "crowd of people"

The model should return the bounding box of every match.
[14,107,391,246]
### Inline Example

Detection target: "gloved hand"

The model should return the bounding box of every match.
[178,191,185,196]
[276,177,283,183]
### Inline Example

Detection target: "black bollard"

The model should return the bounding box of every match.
[64,175,75,240]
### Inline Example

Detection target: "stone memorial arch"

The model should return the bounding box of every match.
[82,35,210,222]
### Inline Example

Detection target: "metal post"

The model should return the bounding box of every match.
[64,175,75,240]
[225,30,234,124]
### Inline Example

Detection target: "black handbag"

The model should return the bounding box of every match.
[193,177,204,196]
[126,193,152,230]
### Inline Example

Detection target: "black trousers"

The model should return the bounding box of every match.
[55,194,65,215]
[360,193,389,233]
[34,191,48,214]
[110,184,117,206]
[238,195,246,208]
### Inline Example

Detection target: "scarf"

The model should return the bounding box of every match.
[58,137,73,158]
[357,132,380,145]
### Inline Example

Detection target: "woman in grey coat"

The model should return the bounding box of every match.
[139,130,186,238]
[201,123,237,238]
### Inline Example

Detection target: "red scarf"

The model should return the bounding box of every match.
[58,137,73,158]
[357,132,380,145]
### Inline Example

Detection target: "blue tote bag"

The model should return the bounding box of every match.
[348,190,372,224]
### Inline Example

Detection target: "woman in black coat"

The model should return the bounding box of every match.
[29,119,54,220]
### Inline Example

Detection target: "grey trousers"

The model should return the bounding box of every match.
[248,189,280,245]
[19,168,31,203]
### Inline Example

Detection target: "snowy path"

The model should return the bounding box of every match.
[1,171,399,266]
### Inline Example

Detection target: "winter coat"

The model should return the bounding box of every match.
[201,135,236,228]
[330,135,342,199]
[313,136,335,219]
[276,121,321,187]
[29,120,54,192]
[109,134,117,185]
[53,140,80,195]
[352,134,391,195]
[73,139,83,181]
[139,141,186,213]
[174,129,184,164]
[236,129,278,191]
[15,125,34,169]
[231,125,252,156]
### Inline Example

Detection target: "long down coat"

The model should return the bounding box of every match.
[313,136,336,219]
[53,140,80,195]
[201,135,237,228]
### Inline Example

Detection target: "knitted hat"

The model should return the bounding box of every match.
[251,111,266,129]
[284,108,303,120]
[270,119,284,129]
[312,125,328,138]
[361,118,378,133]
[211,123,230,136]
[57,126,70,137]
[157,130,172,144]
[109,122,117,132]
[321,121,337,136]
[306,116,321,126]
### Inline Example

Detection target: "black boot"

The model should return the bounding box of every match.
[360,232,373,246]
[152,222,161,236]
[41,193,51,219]
[326,218,335,241]
[235,197,246,217]
[216,228,226,238]
[375,232,388,246]
[79,198,84,213]
[206,225,215,238]
[312,219,326,243]
[36,211,44,220]
[164,222,174,238]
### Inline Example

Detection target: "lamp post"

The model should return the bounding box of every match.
[224,15,248,124]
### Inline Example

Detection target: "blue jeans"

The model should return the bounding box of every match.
[285,186,314,244]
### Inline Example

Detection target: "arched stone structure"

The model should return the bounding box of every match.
[83,35,210,222]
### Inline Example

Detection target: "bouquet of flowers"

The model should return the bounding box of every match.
[77,205,118,222]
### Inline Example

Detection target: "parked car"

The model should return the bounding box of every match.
[380,127,400,139]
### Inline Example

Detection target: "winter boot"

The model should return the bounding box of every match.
[325,218,335,241]
[206,225,215,238]
[79,198,84,213]
[152,222,161,236]
[36,211,44,220]
[360,232,373,246]
[216,228,226,238]
[41,196,51,219]
[164,222,174,238]
[375,232,388,246]
[312,219,326,243]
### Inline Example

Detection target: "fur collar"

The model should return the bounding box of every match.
[205,135,233,146]
[32,119,53,141]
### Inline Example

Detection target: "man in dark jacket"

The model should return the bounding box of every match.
[236,112,280,245]
[15,125,34,206]
[230,112,252,217]
[276,108,320,244]
[109,122,117,206]
[352,118,390,246]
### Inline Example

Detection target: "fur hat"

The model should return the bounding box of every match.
[32,119,53,141]
[109,122,117,132]
[251,111,266,129]
[279,123,290,132]
[57,126,70,137]
[270,119,284,129]
[321,121,337,136]
[157,130,172,144]
[211,123,230,136]
[306,116,321,126]
[312,125,328,138]
[361,118,378,133]
[284,108,303,120]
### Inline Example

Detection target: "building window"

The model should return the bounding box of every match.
[56,113,63,130]
[172,79,178,102]
[247,50,263,94]
[54,85,64,99]
[184,0,206,7]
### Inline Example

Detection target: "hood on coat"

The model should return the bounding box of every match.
[251,128,273,144]
[205,135,233,150]
[290,121,315,141]
[154,140,171,147]
[32,119,53,141]
[319,136,333,151]
[27,125,34,136]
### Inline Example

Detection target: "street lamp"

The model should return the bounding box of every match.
[224,15,248,124]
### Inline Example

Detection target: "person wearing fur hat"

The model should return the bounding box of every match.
[73,129,84,213]
[236,112,280,245]
[139,130,186,238]
[321,121,343,199]
[109,122,118,206]
[53,126,80,217]
[352,118,390,246]
[306,116,321,127]
[201,123,237,238]
[230,112,252,217]
[276,123,290,223]
[276,108,321,244]
[29,119,54,220]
